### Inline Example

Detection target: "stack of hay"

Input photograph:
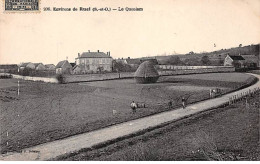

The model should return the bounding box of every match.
[134,61,159,84]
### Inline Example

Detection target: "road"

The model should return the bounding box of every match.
[0,73,259,161]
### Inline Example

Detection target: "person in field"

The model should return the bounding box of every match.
[181,97,186,109]
[130,101,137,113]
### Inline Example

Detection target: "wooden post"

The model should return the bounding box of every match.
[18,80,20,96]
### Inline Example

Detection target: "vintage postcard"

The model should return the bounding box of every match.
[0,0,260,161]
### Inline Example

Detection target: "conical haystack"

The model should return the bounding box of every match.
[134,61,159,84]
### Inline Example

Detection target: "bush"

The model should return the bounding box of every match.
[56,74,65,84]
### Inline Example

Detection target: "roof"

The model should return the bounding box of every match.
[140,58,158,65]
[0,64,18,69]
[134,61,159,77]
[33,63,43,67]
[45,64,55,68]
[70,63,76,67]
[125,59,141,65]
[56,60,69,68]
[20,62,31,67]
[78,52,112,58]
[228,55,245,60]
[72,65,79,70]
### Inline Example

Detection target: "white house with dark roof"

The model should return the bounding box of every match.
[75,50,113,73]
[224,54,245,68]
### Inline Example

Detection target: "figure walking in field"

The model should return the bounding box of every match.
[130,101,137,114]
[181,97,186,109]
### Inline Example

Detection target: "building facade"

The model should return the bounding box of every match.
[75,51,113,73]
[224,55,245,68]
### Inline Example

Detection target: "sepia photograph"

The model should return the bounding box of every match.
[0,0,260,161]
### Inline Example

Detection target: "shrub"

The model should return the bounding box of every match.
[56,74,65,84]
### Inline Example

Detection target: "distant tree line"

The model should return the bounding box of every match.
[18,68,55,77]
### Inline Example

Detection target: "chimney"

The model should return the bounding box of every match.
[97,50,99,53]
[66,56,68,60]
[107,52,109,56]
[78,53,80,57]
[88,50,90,52]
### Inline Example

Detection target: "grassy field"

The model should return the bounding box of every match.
[59,92,260,161]
[0,72,256,153]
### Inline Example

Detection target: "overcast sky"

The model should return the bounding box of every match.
[0,0,260,64]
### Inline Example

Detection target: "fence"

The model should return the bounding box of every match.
[11,74,58,83]
[158,67,235,76]
[228,87,260,106]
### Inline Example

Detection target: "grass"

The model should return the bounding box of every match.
[0,72,256,154]
[57,92,260,161]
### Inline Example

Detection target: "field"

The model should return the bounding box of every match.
[0,72,256,153]
[60,92,259,161]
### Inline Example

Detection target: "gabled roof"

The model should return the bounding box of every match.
[45,64,55,68]
[20,62,31,67]
[78,52,111,58]
[33,63,44,67]
[125,59,141,65]
[56,60,69,68]
[228,55,245,61]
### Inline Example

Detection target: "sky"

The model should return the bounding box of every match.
[0,0,260,64]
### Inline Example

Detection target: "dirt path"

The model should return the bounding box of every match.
[0,73,259,161]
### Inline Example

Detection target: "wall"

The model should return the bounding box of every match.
[12,74,58,83]
[64,72,134,83]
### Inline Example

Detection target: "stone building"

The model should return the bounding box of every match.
[75,50,113,73]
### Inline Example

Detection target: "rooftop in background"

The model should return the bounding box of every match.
[33,63,43,67]
[125,59,141,65]
[0,64,18,69]
[56,60,69,68]
[20,62,31,67]
[228,55,245,61]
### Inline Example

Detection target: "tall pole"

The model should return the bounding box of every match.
[18,67,20,96]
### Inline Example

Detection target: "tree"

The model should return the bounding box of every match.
[188,51,195,55]
[166,56,183,65]
[239,44,242,47]
[201,56,211,65]
[112,61,136,72]
[97,66,104,73]
[113,61,125,72]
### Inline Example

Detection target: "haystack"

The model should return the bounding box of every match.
[134,61,159,84]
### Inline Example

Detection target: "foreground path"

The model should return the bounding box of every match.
[1,73,259,161]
